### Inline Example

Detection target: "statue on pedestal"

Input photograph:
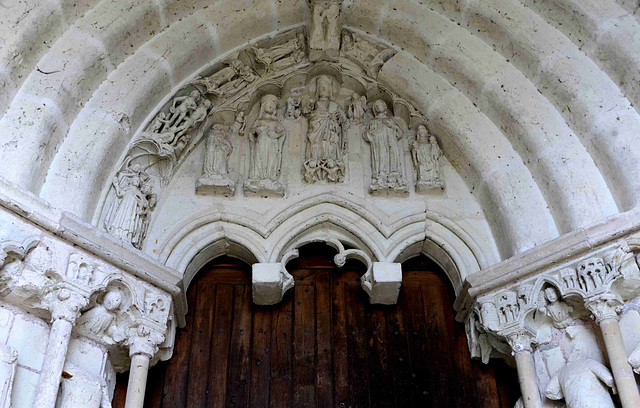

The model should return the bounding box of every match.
[363,99,408,194]
[196,124,236,196]
[411,125,444,192]
[244,94,287,196]
[302,75,346,183]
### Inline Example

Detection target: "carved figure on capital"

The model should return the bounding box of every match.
[76,286,129,344]
[103,163,156,249]
[545,358,616,407]
[363,99,408,194]
[302,75,346,183]
[196,124,236,196]
[244,94,287,196]
[538,285,574,328]
[411,125,444,192]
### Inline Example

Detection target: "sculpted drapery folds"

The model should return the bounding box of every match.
[363,99,408,194]
[103,163,156,249]
[245,94,287,196]
[303,74,347,183]
[411,125,445,192]
[196,124,236,195]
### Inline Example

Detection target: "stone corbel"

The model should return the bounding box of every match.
[252,250,296,306]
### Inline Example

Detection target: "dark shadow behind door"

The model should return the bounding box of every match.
[113,244,519,408]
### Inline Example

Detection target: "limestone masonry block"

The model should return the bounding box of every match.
[252,263,294,306]
[364,262,402,305]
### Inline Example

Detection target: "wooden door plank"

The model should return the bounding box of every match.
[435,283,480,408]
[401,283,433,407]
[472,362,502,408]
[315,269,333,408]
[345,269,371,408]
[186,284,217,408]
[367,307,394,408]
[332,267,350,408]
[250,305,273,407]
[386,298,413,408]
[269,295,293,408]
[161,284,198,407]
[207,284,234,408]
[226,285,252,408]
[293,285,316,408]
[421,284,455,408]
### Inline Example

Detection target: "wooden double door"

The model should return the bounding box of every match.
[115,244,518,407]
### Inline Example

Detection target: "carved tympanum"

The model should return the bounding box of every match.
[411,125,444,192]
[363,99,408,194]
[245,94,287,196]
[303,75,347,183]
[252,33,306,73]
[341,30,396,78]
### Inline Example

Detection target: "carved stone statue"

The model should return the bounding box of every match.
[411,125,444,192]
[215,63,257,98]
[545,358,616,408]
[284,97,301,120]
[363,99,408,194]
[196,124,235,195]
[341,31,396,78]
[231,111,246,136]
[244,94,287,196]
[308,0,342,61]
[103,163,156,249]
[252,32,306,73]
[303,75,346,183]
[538,286,574,328]
[76,288,126,344]
[346,92,367,125]
[141,92,211,157]
[192,60,244,94]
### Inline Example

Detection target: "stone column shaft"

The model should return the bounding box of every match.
[514,349,541,408]
[124,353,151,408]
[599,317,640,408]
[32,318,73,408]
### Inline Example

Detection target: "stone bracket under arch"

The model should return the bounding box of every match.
[252,237,402,305]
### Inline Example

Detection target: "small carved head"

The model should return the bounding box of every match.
[190,90,200,99]
[103,289,123,311]
[373,99,388,116]
[417,125,429,141]
[260,94,279,115]
[316,75,333,99]
[544,286,560,303]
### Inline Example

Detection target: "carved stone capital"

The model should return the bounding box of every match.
[505,330,536,354]
[43,287,89,324]
[585,294,623,324]
[125,325,166,358]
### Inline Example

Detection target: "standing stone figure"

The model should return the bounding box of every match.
[245,94,287,196]
[284,97,301,120]
[545,358,616,408]
[103,163,156,249]
[303,75,346,183]
[411,124,444,192]
[363,99,408,194]
[346,92,367,125]
[196,124,235,195]
[308,0,342,61]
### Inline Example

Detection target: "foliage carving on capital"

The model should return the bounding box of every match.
[125,325,166,358]
[584,294,623,323]
[505,330,536,354]
[42,288,89,324]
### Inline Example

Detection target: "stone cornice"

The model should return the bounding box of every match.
[454,206,640,322]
